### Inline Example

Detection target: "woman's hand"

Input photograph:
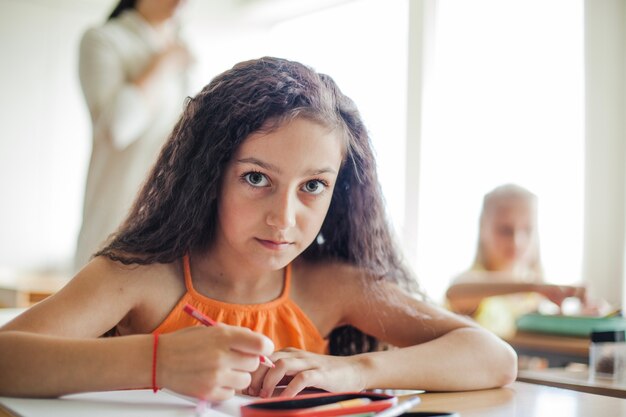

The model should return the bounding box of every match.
[157,326,274,402]
[133,42,193,90]
[244,347,367,398]
[156,42,194,72]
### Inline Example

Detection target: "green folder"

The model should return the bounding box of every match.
[516,313,626,337]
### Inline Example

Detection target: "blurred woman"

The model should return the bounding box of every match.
[74,0,193,271]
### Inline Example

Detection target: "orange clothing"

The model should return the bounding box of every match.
[153,255,328,354]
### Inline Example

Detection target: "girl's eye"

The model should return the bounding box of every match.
[302,180,327,195]
[243,172,270,187]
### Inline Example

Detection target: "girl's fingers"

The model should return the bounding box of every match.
[223,326,274,357]
[246,365,271,396]
[229,351,261,373]
[224,369,253,391]
[260,357,308,398]
[280,370,321,398]
[574,286,587,301]
[259,364,286,398]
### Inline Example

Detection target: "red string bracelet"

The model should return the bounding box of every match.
[152,333,159,393]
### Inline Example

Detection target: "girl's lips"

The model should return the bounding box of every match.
[256,238,293,250]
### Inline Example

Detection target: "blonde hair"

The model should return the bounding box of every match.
[473,184,543,278]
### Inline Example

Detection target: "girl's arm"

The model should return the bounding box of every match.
[346,302,518,392]
[348,280,518,391]
[446,281,586,315]
[249,268,517,397]
[0,331,152,397]
[0,258,152,396]
[0,327,271,398]
[0,258,272,399]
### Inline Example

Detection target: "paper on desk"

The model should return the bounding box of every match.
[0,389,254,417]
[161,388,255,416]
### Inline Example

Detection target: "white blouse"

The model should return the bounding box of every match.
[74,10,190,270]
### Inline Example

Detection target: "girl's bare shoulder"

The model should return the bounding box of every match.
[293,259,361,285]
[80,256,181,292]
[290,259,368,334]
[291,258,366,294]
[72,256,185,334]
[0,257,183,337]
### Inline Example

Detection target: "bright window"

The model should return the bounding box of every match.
[416,0,585,301]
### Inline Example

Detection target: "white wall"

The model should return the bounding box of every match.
[412,0,586,303]
[583,0,626,308]
[0,0,107,272]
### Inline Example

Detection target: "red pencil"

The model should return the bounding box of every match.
[183,303,275,368]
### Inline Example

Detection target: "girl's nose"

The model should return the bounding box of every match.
[266,191,296,230]
[513,230,530,250]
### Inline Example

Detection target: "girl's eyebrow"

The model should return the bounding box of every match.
[236,157,337,176]
[236,157,279,173]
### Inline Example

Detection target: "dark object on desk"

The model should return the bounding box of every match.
[241,392,395,417]
[516,313,626,337]
[506,331,589,367]
[596,355,615,374]
[590,330,626,380]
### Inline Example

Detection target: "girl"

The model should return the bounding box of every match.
[446,184,586,326]
[0,57,516,400]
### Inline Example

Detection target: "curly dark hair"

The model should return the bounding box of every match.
[96,57,418,355]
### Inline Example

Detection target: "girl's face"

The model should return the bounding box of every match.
[216,117,344,272]
[480,197,537,271]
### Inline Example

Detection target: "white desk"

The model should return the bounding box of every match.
[411,381,626,417]
[517,367,626,398]
[2,382,626,417]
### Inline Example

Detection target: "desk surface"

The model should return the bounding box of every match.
[2,382,626,417]
[518,367,626,398]
[411,381,626,417]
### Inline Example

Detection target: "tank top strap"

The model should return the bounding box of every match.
[183,254,194,291]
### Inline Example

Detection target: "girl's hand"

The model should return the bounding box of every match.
[538,284,586,306]
[244,347,367,398]
[157,326,274,402]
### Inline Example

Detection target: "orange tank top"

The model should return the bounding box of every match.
[152,255,328,354]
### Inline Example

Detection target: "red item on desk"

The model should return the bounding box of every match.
[240,392,396,417]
